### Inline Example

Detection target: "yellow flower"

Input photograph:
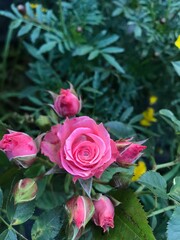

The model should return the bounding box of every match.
[140,107,157,127]
[149,95,158,105]
[30,3,47,12]
[132,161,147,181]
[175,35,180,49]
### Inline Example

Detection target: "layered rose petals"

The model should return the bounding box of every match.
[41,116,118,180]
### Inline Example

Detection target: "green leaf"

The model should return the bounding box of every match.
[172,61,180,76]
[102,47,124,54]
[10,20,22,30]
[93,190,155,239]
[0,120,7,138]
[36,5,43,23]
[97,35,119,48]
[0,11,16,20]
[138,171,168,199]
[88,50,100,60]
[167,207,180,240]
[0,230,17,240]
[73,45,94,56]
[31,208,63,240]
[25,2,34,18]
[105,121,135,138]
[39,42,57,54]
[159,109,180,134]
[79,178,93,198]
[11,201,35,225]
[17,24,33,37]
[169,177,180,202]
[31,27,41,43]
[23,42,44,60]
[0,188,3,208]
[102,53,125,73]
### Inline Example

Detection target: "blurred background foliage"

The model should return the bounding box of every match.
[0,0,180,159]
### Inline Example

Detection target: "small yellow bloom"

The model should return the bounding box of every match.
[140,107,157,127]
[175,35,180,49]
[30,3,47,12]
[132,161,147,181]
[149,95,158,105]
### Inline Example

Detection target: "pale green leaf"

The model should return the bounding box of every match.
[102,53,125,73]
[79,178,93,198]
[39,42,57,54]
[167,207,180,240]
[73,45,94,56]
[0,11,16,20]
[172,61,180,76]
[97,35,119,48]
[102,47,124,54]
[169,177,180,202]
[31,27,41,43]
[88,50,100,60]
[138,171,168,199]
[0,230,17,240]
[18,24,33,37]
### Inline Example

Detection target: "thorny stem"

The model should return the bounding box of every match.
[0,216,28,240]
[148,205,177,218]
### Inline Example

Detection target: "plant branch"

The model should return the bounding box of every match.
[148,205,176,218]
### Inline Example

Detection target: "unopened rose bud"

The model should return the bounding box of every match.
[93,195,114,232]
[13,178,38,204]
[116,139,147,166]
[65,196,94,229]
[49,84,82,117]
[0,131,38,168]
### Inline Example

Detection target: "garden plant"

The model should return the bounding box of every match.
[0,1,180,239]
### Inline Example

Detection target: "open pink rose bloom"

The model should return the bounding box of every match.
[41,116,118,181]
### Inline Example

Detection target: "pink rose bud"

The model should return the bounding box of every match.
[0,130,38,168]
[50,85,81,117]
[116,139,147,165]
[65,196,95,229]
[13,178,38,205]
[93,195,114,232]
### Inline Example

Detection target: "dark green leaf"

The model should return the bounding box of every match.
[105,121,135,138]
[0,188,3,208]
[167,207,180,240]
[138,171,168,199]
[31,208,63,240]
[12,201,35,225]
[23,42,44,60]
[93,190,155,239]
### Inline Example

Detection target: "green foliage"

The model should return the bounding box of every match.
[0,230,17,240]
[167,207,180,240]
[138,171,168,199]
[93,189,155,239]
[31,208,63,240]
[169,177,180,203]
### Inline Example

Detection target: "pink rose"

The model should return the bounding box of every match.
[41,124,61,164]
[65,195,94,229]
[50,86,81,117]
[0,131,38,168]
[116,139,146,165]
[93,195,114,232]
[41,116,118,180]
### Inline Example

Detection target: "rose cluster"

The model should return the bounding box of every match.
[0,86,146,234]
